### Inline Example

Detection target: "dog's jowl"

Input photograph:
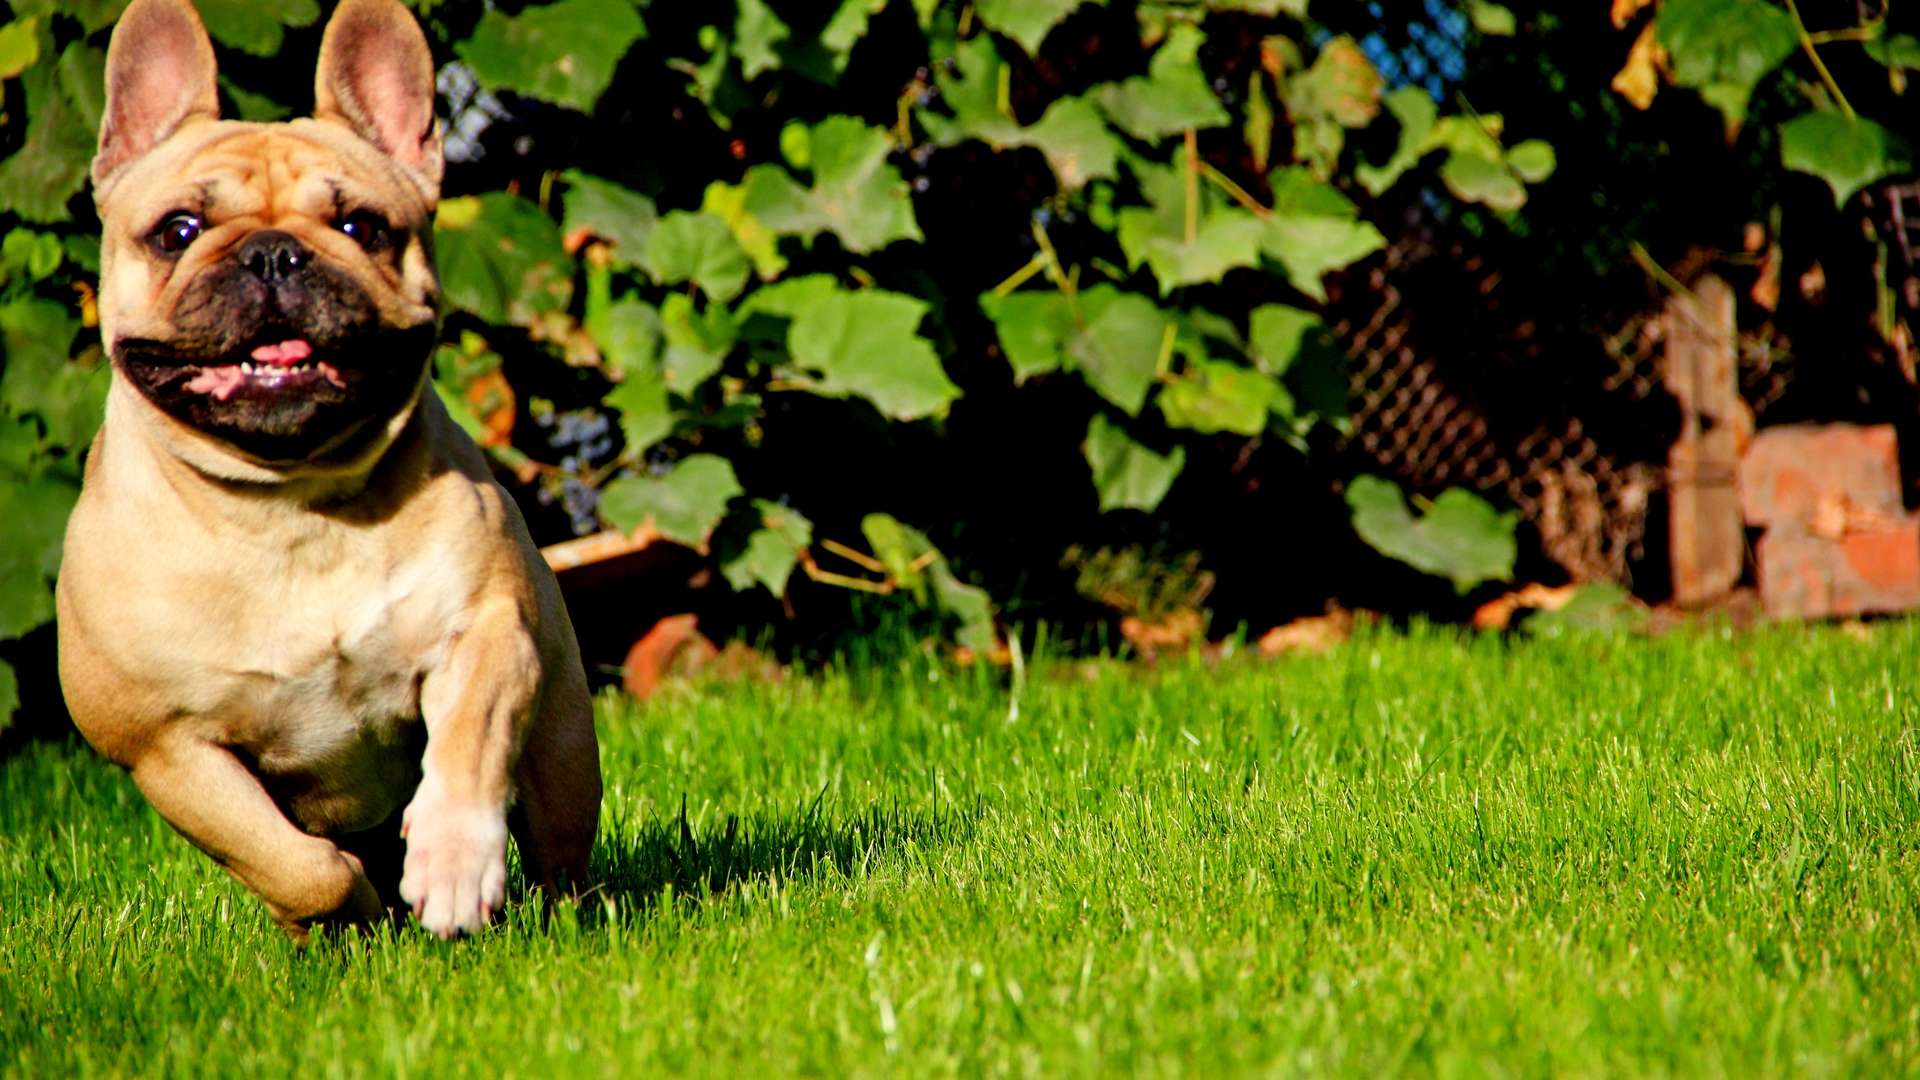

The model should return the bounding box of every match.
[56,0,601,942]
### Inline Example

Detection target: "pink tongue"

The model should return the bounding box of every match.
[184,366,247,401]
[250,339,312,367]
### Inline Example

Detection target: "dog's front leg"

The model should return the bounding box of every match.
[401,601,541,938]
[130,735,386,942]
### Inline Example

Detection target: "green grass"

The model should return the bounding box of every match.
[4,623,1919,1076]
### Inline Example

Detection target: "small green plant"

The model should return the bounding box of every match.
[1346,474,1518,594]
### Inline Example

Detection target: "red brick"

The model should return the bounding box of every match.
[1738,424,1902,526]
[1755,516,1920,619]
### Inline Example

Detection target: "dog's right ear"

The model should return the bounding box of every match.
[93,0,220,190]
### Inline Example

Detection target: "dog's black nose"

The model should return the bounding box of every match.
[237,230,311,284]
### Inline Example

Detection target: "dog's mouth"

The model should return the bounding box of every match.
[115,320,435,463]
[178,337,350,401]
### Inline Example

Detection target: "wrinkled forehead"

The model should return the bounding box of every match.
[98,118,432,224]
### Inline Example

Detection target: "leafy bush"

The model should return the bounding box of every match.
[1,0,1912,724]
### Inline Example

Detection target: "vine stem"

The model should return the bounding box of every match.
[1183,128,1200,245]
[1785,0,1857,121]
[990,253,1050,297]
[1200,163,1273,219]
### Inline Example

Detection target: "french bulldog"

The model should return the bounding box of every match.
[56,0,601,941]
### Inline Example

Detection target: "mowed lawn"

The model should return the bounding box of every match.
[3,623,1919,1076]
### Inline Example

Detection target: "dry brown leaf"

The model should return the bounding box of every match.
[1612,22,1665,110]
[1472,583,1583,631]
[1257,610,1353,657]
[1611,0,1657,29]
[1120,609,1205,658]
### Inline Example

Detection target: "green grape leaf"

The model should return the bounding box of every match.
[742,117,922,254]
[1467,1,1517,36]
[1438,150,1526,210]
[196,0,319,57]
[7,0,125,33]
[721,500,813,595]
[435,193,574,327]
[735,0,790,81]
[1157,359,1288,435]
[605,370,673,456]
[596,296,663,377]
[859,512,996,650]
[780,0,887,84]
[974,0,1094,55]
[787,289,960,420]
[1247,304,1322,375]
[1346,474,1517,593]
[1356,86,1439,195]
[646,211,750,302]
[1655,0,1795,133]
[1779,111,1915,208]
[1096,25,1229,141]
[925,40,1119,189]
[0,461,80,639]
[0,297,105,450]
[0,17,42,80]
[1068,288,1171,416]
[979,290,1076,382]
[1084,415,1185,513]
[1117,205,1266,293]
[1505,139,1557,183]
[702,180,787,281]
[0,43,105,224]
[659,293,737,391]
[561,170,659,271]
[1285,36,1382,128]
[457,0,645,113]
[601,454,742,548]
[1257,173,1386,302]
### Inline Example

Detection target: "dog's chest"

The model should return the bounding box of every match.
[201,546,471,829]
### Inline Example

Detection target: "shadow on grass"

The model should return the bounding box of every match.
[570,788,983,925]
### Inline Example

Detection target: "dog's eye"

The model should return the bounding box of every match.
[154,212,203,254]
[338,210,390,251]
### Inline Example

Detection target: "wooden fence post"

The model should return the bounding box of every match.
[1663,274,1747,607]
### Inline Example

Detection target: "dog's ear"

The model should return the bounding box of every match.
[314,0,443,198]
[93,0,220,189]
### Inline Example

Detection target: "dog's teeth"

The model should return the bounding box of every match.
[240,361,255,375]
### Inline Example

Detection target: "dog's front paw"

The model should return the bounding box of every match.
[398,787,507,939]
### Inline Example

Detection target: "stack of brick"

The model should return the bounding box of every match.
[1741,424,1920,619]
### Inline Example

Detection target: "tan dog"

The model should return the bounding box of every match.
[56,0,600,941]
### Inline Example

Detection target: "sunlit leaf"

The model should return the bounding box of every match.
[0,43,104,223]
[1655,0,1795,133]
[787,289,959,420]
[435,193,574,326]
[647,211,750,302]
[721,499,813,595]
[457,0,645,113]
[1779,111,1915,208]
[1157,359,1288,436]
[1347,474,1517,593]
[1084,415,1184,512]
[742,117,922,254]
[974,0,1095,55]
[601,454,742,547]
[561,170,659,271]
[979,290,1076,382]
[1096,25,1229,141]
[1068,288,1171,416]
[196,0,318,57]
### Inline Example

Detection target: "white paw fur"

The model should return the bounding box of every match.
[398,782,507,939]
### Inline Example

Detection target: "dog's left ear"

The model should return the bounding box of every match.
[314,0,443,198]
